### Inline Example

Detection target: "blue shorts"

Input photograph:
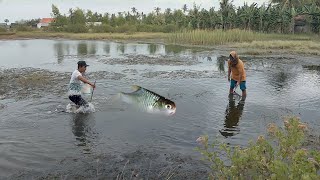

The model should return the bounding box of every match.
[230,79,246,91]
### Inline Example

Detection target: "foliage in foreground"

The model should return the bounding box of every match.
[196,116,320,179]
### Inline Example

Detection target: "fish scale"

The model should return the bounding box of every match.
[135,89,160,109]
[122,88,156,106]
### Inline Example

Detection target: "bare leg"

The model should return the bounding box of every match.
[241,90,247,101]
[229,88,234,94]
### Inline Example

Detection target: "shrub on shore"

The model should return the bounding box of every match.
[196,116,320,179]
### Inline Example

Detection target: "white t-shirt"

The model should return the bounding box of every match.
[68,70,83,96]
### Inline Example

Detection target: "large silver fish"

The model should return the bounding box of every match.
[115,85,176,116]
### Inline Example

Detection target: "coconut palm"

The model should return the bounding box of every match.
[154,7,161,15]
[4,19,9,25]
[182,4,188,14]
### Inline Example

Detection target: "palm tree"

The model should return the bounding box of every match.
[154,7,161,15]
[4,19,9,25]
[131,7,137,15]
[182,4,188,14]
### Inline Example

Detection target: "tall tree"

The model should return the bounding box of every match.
[154,7,161,15]
[182,4,188,14]
[131,7,137,14]
[4,19,9,25]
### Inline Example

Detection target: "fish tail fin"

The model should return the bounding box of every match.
[110,92,122,103]
[131,85,141,91]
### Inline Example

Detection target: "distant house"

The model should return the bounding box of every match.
[294,15,309,33]
[37,18,55,28]
[86,22,102,26]
[10,23,18,28]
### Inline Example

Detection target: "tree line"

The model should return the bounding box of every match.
[7,0,320,34]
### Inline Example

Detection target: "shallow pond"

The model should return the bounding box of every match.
[0,39,319,179]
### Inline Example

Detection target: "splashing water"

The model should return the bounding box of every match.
[66,103,95,114]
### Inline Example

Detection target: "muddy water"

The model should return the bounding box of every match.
[0,39,320,179]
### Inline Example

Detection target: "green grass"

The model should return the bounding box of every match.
[167,29,318,45]
[167,29,320,55]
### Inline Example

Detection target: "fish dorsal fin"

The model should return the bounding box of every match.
[131,85,141,91]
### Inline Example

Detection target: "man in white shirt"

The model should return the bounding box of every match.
[68,61,96,107]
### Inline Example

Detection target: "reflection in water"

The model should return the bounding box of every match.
[132,44,137,53]
[71,113,97,154]
[220,94,245,138]
[217,58,226,73]
[88,44,97,55]
[78,43,88,56]
[148,44,157,54]
[165,45,184,55]
[269,71,292,91]
[54,43,64,64]
[104,44,110,54]
[117,44,125,54]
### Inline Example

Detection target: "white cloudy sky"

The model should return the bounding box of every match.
[0,0,269,23]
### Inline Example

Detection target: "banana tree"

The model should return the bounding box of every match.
[239,2,258,31]
[219,0,234,30]
[303,2,320,33]
[257,3,271,32]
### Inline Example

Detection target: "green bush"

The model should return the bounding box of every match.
[136,24,157,32]
[0,27,6,32]
[64,24,88,33]
[92,24,114,33]
[114,24,137,33]
[195,116,320,179]
[15,25,35,32]
[162,24,179,33]
[48,25,64,32]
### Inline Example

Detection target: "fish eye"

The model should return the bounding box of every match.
[166,104,172,109]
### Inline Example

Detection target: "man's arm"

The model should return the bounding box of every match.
[228,62,231,81]
[78,76,96,88]
[237,64,243,83]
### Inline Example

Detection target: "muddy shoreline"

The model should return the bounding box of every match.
[6,150,209,180]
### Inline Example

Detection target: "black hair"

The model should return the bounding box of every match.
[78,65,85,69]
[229,54,235,62]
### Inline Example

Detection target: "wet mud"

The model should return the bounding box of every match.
[8,150,209,180]
[99,54,199,66]
[141,70,222,79]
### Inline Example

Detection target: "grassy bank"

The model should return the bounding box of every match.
[167,29,318,45]
[167,29,320,55]
[2,30,320,55]
[1,31,169,41]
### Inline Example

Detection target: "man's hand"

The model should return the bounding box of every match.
[89,83,96,89]
[236,81,240,87]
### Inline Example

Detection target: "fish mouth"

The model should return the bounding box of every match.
[168,110,176,116]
